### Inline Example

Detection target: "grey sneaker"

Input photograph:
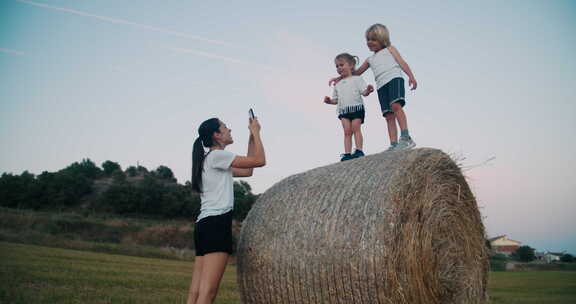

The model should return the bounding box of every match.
[385,144,397,152]
[397,137,416,150]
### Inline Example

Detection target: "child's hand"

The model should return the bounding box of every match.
[409,78,417,90]
[323,96,332,104]
[328,76,342,86]
[362,84,374,97]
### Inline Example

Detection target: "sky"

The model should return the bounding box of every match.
[1,0,575,254]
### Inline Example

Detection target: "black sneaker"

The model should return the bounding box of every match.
[352,149,365,158]
[340,153,353,161]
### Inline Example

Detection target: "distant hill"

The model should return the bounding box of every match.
[0,159,257,221]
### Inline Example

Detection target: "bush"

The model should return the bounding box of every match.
[490,259,507,271]
[560,254,574,263]
[133,225,194,249]
[512,246,536,262]
[491,253,509,261]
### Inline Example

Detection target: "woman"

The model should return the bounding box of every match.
[187,117,265,304]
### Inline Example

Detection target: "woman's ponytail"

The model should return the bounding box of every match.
[191,117,221,193]
[191,137,205,193]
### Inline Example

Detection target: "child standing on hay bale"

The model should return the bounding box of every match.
[324,53,374,162]
[188,117,266,304]
[330,24,418,152]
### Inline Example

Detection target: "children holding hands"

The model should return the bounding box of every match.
[327,23,418,158]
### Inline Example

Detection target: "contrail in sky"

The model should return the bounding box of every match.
[16,0,238,47]
[0,48,25,56]
[167,47,274,71]
[168,47,252,65]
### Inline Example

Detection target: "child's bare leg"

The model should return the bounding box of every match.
[340,118,353,154]
[384,112,398,143]
[391,102,408,131]
[351,118,363,151]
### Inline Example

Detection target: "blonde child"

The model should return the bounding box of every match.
[324,53,374,161]
[331,24,418,151]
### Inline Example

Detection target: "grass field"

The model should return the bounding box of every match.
[1,242,575,303]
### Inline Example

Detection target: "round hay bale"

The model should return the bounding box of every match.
[237,148,489,304]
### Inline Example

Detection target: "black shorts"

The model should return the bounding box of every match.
[194,210,233,256]
[338,109,365,124]
[377,77,406,116]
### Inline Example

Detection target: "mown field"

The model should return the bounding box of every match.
[1,242,575,304]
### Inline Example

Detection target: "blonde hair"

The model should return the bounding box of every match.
[335,53,359,71]
[365,23,391,48]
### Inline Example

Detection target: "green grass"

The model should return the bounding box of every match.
[1,241,575,304]
[489,271,576,304]
[0,242,238,304]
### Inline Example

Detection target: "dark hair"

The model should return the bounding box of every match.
[191,118,221,193]
[335,53,359,72]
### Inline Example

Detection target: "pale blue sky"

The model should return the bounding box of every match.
[1,0,575,254]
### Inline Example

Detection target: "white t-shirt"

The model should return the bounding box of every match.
[332,76,368,115]
[197,149,236,222]
[367,47,403,89]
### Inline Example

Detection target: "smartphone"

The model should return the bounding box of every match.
[249,108,255,120]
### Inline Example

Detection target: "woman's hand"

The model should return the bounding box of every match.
[248,118,261,135]
[324,96,332,104]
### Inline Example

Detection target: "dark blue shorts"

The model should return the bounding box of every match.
[377,77,405,116]
[338,109,365,124]
[194,210,233,256]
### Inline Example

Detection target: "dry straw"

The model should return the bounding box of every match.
[237,148,489,304]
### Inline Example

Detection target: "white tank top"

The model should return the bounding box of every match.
[367,48,403,89]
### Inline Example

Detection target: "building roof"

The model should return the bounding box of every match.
[488,235,506,242]
[488,235,521,243]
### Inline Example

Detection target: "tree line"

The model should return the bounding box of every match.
[0,159,258,221]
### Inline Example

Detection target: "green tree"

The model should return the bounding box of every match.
[233,181,258,221]
[64,159,102,179]
[560,254,574,263]
[0,171,36,208]
[513,246,536,262]
[102,161,121,176]
[154,165,176,182]
[125,166,138,177]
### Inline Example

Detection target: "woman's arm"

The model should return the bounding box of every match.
[232,134,256,177]
[231,119,265,177]
[388,46,417,90]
